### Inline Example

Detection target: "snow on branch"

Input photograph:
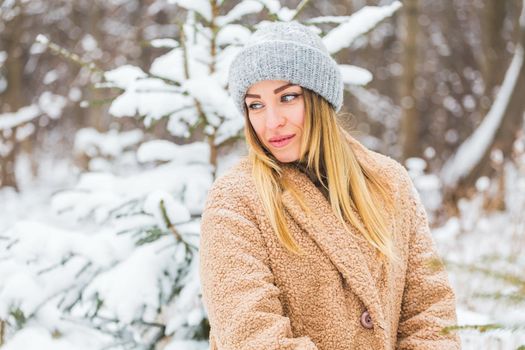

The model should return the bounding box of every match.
[0,105,40,131]
[340,64,373,86]
[215,1,264,26]
[323,1,402,55]
[168,0,212,22]
[441,43,524,188]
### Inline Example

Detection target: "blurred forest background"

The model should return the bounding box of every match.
[0,0,524,349]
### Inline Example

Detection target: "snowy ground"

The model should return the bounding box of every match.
[433,162,525,349]
[1,153,524,349]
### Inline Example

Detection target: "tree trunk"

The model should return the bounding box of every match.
[400,0,419,160]
[86,2,107,131]
[480,0,507,120]
[481,0,506,94]
[0,130,20,190]
[0,319,4,346]
[442,0,525,205]
[2,4,24,113]
[0,0,24,190]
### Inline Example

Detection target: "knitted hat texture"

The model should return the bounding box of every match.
[227,21,344,115]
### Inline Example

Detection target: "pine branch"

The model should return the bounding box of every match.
[36,252,74,275]
[443,322,525,334]
[36,34,103,75]
[442,259,525,288]
[473,291,525,304]
[292,0,312,20]
[0,319,4,346]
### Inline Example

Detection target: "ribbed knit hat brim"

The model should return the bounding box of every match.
[227,21,344,116]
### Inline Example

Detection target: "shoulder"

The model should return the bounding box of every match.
[345,133,427,230]
[204,156,257,213]
[345,131,412,190]
[201,157,263,247]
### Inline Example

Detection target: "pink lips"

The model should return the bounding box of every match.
[269,134,295,148]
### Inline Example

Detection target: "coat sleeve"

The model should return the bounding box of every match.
[396,171,462,350]
[199,185,318,350]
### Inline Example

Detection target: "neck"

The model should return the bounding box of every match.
[288,160,329,199]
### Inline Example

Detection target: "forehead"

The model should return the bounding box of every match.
[246,80,299,96]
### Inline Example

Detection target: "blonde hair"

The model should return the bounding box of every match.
[244,88,397,262]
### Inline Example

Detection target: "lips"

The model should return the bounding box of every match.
[268,134,295,148]
[269,134,295,142]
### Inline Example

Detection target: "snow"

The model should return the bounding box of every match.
[323,1,402,54]
[257,0,281,14]
[38,91,67,119]
[15,123,35,142]
[0,150,212,348]
[166,109,198,137]
[143,190,191,227]
[80,34,98,51]
[149,49,186,82]
[0,223,135,329]
[276,6,297,22]
[83,236,176,324]
[405,157,427,173]
[215,1,263,26]
[164,259,206,334]
[137,140,210,164]
[346,85,401,126]
[68,87,82,101]
[150,44,210,83]
[475,176,490,191]
[0,105,40,130]
[104,64,147,89]
[3,140,524,349]
[2,326,94,350]
[216,24,252,46]
[215,116,245,146]
[52,160,213,219]
[182,77,239,123]
[443,208,525,347]
[441,44,524,188]
[211,45,241,86]
[164,340,209,350]
[74,128,144,158]
[150,38,179,48]
[168,0,212,22]
[35,34,49,45]
[6,2,523,349]
[3,221,132,268]
[108,77,185,120]
[43,69,58,84]
[305,16,352,24]
[339,64,373,86]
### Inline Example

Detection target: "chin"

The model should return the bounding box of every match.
[275,154,299,163]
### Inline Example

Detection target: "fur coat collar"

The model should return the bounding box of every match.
[199,134,461,350]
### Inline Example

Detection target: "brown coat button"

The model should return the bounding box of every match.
[360,310,373,329]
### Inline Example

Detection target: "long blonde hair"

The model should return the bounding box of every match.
[244,88,397,262]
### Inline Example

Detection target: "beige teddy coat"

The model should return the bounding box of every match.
[199,134,461,350]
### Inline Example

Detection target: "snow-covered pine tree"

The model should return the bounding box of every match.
[0,1,402,349]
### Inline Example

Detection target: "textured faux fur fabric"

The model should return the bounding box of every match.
[199,134,461,350]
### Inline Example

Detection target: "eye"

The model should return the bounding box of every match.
[247,102,263,110]
[282,93,302,102]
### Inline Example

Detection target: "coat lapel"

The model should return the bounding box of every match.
[281,165,388,337]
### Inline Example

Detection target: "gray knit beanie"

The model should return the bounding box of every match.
[228,21,344,116]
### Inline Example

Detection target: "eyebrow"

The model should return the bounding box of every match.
[245,83,298,99]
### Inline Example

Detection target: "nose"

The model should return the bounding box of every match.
[265,106,286,129]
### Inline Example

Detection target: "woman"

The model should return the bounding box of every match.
[199,21,461,350]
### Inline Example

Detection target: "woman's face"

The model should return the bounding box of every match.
[245,80,305,163]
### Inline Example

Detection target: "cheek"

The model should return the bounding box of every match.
[289,105,305,128]
[248,117,265,137]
